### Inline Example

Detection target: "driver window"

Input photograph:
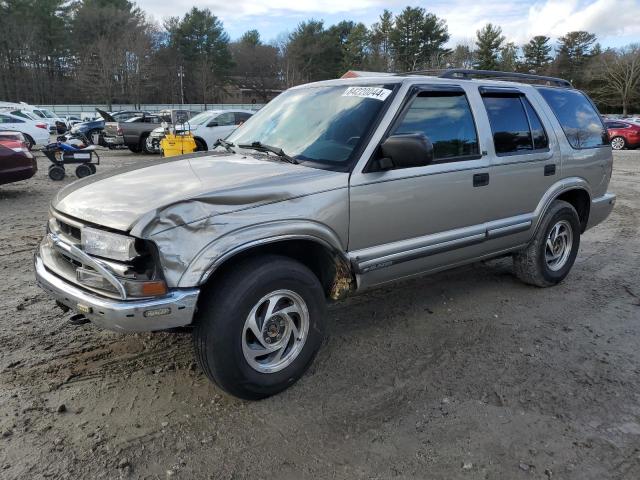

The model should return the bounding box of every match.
[393,91,480,162]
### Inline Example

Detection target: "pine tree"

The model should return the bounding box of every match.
[475,23,505,70]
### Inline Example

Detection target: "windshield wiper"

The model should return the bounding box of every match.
[214,138,235,153]
[238,141,299,164]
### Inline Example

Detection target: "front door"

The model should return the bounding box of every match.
[348,84,494,289]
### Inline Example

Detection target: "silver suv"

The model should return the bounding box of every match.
[35,70,616,399]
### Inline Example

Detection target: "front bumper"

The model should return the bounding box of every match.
[35,254,199,332]
[586,192,616,230]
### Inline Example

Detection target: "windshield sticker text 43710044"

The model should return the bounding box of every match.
[342,87,392,101]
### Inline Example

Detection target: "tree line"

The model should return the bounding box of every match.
[1,0,638,113]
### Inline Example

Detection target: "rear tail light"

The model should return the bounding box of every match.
[116,126,123,136]
[35,123,48,129]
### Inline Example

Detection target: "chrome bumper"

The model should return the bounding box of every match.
[586,193,616,230]
[35,254,199,332]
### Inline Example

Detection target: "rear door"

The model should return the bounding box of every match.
[477,87,559,248]
[348,84,495,288]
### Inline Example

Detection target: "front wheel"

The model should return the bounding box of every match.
[193,255,327,400]
[513,200,581,287]
[194,138,207,151]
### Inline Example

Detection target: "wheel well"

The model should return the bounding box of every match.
[557,189,590,232]
[204,239,354,300]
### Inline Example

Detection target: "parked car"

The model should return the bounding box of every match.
[0,111,50,148]
[0,131,37,185]
[68,109,150,144]
[179,109,255,151]
[64,115,83,131]
[604,119,640,150]
[35,70,615,400]
[103,114,169,153]
[32,107,67,134]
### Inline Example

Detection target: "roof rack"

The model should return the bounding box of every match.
[403,69,572,88]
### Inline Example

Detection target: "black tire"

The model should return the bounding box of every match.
[88,164,97,174]
[75,164,92,178]
[128,144,142,153]
[194,137,207,151]
[193,255,327,400]
[610,136,626,150]
[513,200,581,287]
[48,165,65,181]
[24,134,35,150]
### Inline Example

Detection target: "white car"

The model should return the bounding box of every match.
[182,110,255,150]
[0,111,50,148]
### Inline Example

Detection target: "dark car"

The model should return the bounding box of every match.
[68,109,150,144]
[0,131,37,185]
[604,120,640,150]
[103,113,169,153]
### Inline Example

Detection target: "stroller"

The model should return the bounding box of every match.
[42,137,100,181]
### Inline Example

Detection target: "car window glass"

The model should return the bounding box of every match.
[234,112,252,124]
[214,112,235,126]
[392,92,479,161]
[537,87,607,149]
[523,98,549,149]
[482,95,533,153]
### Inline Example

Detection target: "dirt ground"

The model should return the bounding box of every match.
[0,147,639,480]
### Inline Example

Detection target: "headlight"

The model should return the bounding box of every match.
[81,227,138,261]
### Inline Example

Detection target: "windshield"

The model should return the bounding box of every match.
[226,84,396,171]
[42,109,56,118]
[188,111,216,126]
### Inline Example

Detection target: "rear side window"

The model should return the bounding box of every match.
[393,91,480,161]
[537,87,607,149]
[481,93,549,154]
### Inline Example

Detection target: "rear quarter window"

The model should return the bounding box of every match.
[537,87,607,149]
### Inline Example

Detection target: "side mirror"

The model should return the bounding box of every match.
[374,133,434,171]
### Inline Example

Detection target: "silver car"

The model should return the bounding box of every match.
[35,70,615,399]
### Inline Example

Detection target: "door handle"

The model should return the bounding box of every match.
[473,172,490,187]
[544,164,556,176]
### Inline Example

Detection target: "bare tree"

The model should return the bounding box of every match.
[591,45,640,115]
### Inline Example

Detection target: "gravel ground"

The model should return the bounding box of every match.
[0,148,639,480]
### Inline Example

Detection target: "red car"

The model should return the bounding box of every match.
[604,119,640,150]
[0,130,38,185]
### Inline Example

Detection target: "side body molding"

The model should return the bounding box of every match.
[177,220,348,288]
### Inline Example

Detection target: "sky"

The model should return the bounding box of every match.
[137,0,640,49]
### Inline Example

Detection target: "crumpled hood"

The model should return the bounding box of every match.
[52,152,347,233]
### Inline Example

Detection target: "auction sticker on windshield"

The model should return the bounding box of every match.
[342,86,392,101]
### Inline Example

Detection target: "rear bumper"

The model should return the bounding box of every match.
[35,253,199,332]
[104,135,124,146]
[586,192,616,230]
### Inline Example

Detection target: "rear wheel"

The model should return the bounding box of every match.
[24,134,35,150]
[193,255,327,400]
[88,164,97,174]
[75,164,92,178]
[48,165,65,181]
[128,144,142,153]
[513,200,581,287]
[611,136,626,150]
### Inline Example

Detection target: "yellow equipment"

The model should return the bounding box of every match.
[160,132,196,158]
